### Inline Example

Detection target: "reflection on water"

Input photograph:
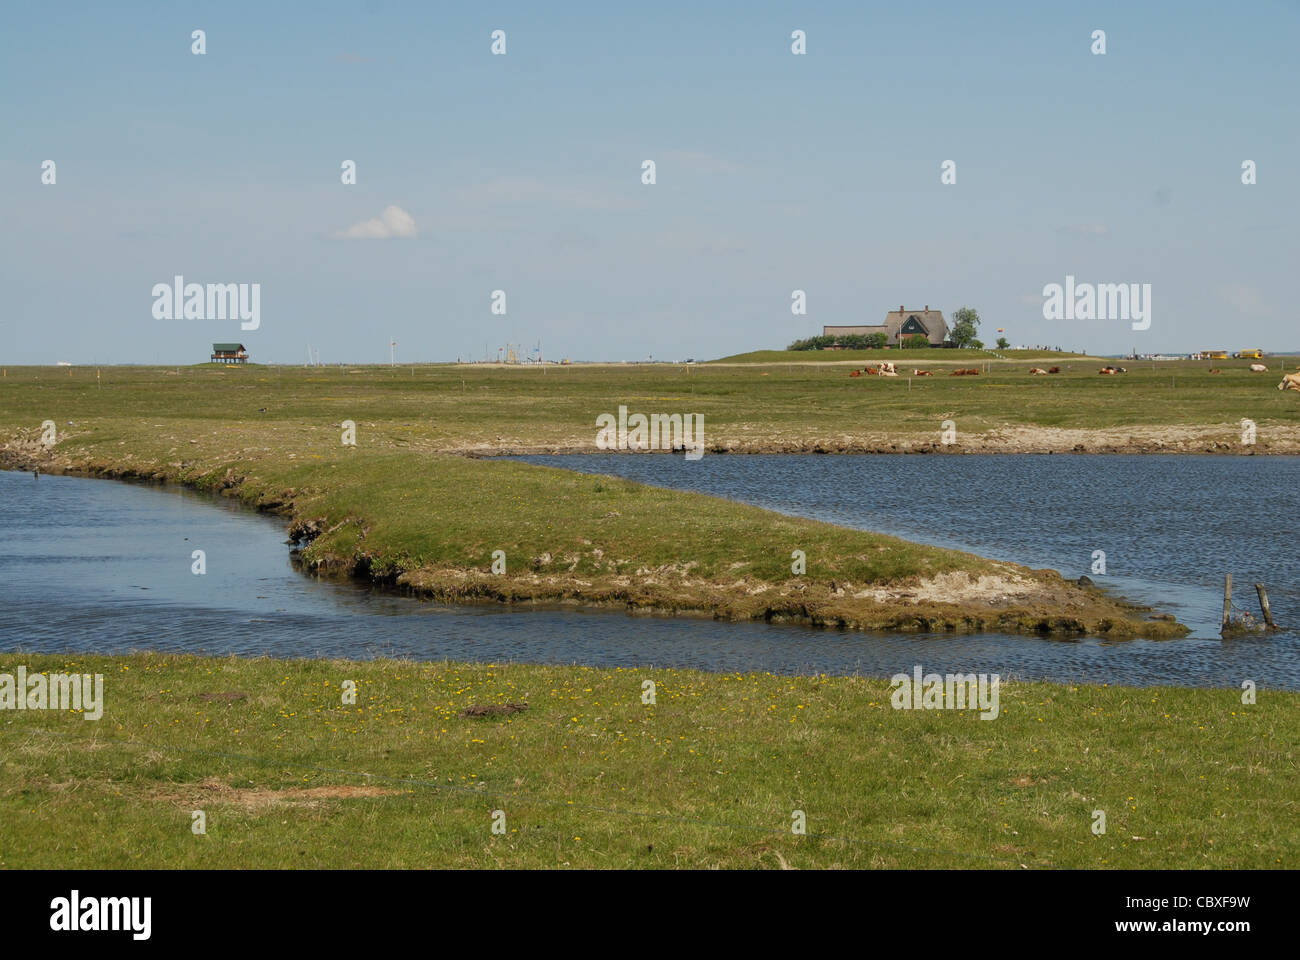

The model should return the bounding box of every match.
[2,465,1297,689]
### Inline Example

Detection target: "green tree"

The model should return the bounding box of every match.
[901,334,930,349]
[836,334,873,349]
[996,336,1009,350]
[787,335,836,351]
[864,332,887,349]
[949,307,981,348]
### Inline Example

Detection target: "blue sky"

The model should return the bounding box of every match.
[2,0,1296,363]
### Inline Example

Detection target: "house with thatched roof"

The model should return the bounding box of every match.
[824,305,949,346]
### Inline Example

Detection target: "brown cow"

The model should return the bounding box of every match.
[1029,367,1048,375]
[1048,366,1061,374]
[848,369,861,377]
[950,368,980,376]
[1208,368,1222,374]
[913,369,933,376]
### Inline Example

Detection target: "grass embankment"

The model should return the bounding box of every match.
[712,348,1090,364]
[1,653,1292,869]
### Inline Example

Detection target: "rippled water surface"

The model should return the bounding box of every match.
[2,460,1297,689]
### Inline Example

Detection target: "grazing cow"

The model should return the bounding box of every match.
[1250,363,1268,372]
[913,369,933,376]
[1048,366,1061,374]
[1029,367,1048,375]
[1278,373,1300,393]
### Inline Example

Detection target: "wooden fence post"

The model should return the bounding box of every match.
[1255,583,1276,629]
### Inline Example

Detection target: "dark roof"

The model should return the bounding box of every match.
[884,308,948,338]
[212,343,246,352]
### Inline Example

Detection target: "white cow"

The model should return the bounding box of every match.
[1250,363,1268,372]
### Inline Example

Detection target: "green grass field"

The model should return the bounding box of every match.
[2,653,1292,869]
[2,357,1297,456]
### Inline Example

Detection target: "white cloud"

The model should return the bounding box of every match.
[335,205,418,239]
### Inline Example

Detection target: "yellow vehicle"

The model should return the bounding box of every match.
[1199,350,1229,360]
[1235,349,1263,360]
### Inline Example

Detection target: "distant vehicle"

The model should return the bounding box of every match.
[1234,349,1263,359]
[1199,350,1229,360]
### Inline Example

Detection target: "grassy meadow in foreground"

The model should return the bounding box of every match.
[0,653,1291,869]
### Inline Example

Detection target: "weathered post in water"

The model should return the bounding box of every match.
[1222,573,1233,630]
[1255,583,1276,629]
